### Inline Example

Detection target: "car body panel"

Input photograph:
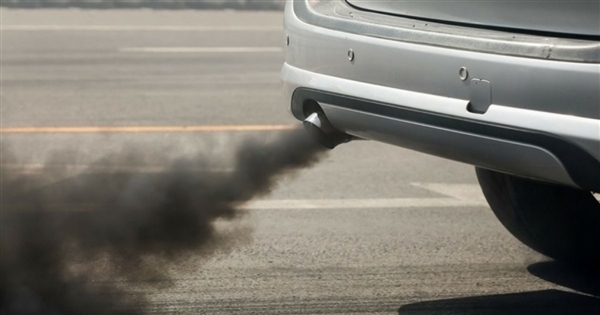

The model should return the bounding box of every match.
[297,0,600,63]
[282,0,600,191]
[346,0,600,37]
[286,1,600,120]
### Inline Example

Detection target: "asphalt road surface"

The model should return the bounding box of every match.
[2,9,599,314]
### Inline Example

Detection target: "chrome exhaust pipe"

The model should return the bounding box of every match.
[303,112,353,149]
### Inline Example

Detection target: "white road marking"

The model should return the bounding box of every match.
[0,25,280,32]
[119,47,283,53]
[243,197,485,210]
[411,183,488,206]
[2,164,233,174]
[1,124,295,134]
[6,197,487,212]
[245,183,490,209]
[2,172,489,209]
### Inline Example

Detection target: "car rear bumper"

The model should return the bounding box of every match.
[281,0,600,191]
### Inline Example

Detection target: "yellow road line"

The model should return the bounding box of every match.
[0,125,296,134]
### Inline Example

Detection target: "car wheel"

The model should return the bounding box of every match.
[475,167,600,267]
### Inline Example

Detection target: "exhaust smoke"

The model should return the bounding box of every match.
[0,127,326,314]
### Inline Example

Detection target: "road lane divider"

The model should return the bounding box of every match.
[411,183,488,206]
[119,47,283,53]
[0,125,296,134]
[1,25,281,32]
[2,164,233,174]
[2,182,489,210]
[5,197,486,211]
[243,197,486,210]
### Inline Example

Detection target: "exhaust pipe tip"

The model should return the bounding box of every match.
[303,112,352,149]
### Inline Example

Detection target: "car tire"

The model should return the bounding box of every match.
[475,167,600,267]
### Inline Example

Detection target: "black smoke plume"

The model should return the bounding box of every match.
[0,128,326,314]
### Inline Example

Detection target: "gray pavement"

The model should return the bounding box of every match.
[2,9,599,314]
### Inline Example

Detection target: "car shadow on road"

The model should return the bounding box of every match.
[398,261,600,315]
[527,260,600,297]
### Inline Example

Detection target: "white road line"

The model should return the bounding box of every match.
[119,47,283,53]
[411,183,488,206]
[2,164,233,174]
[2,176,490,209]
[0,25,280,32]
[1,124,295,134]
[243,197,484,210]
[4,198,488,211]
